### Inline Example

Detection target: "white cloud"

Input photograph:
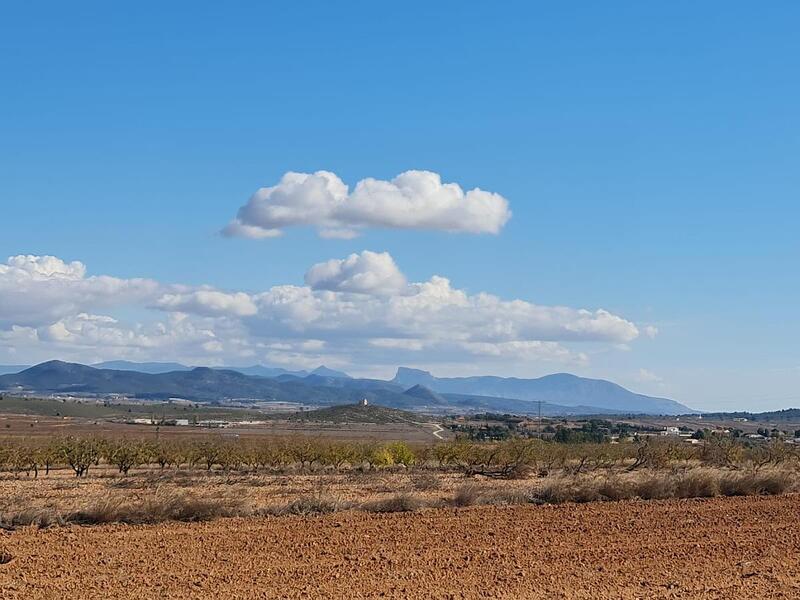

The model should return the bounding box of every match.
[154,289,258,317]
[369,338,427,351]
[0,254,159,328]
[304,251,408,296]
[223,170,511,239]
[220,221,282,239]
[463,341,588,365]
[644,325,659,339]
[244,259,640,362]
[6,254,87,279]
[1,252,647,375]
[636,368,664,384]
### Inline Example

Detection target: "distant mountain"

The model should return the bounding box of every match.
[440,393,618,416]
[0,365,29,376]
[402,384,446,404]
[93,360,190,374]
[301,374,401,392]
[0,360,692,416]
[92,360,309,378]
[392,367,693,415]
[311,366,351,379]
[0,361,435,408]
[224,365,309,378]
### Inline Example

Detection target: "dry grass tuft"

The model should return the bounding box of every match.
[362,494,426,513]
[532,468,799,505]
[66,490,249,525]
[411,471,442,491]
[478,488,534,506]
[1,490,249,529]
[0,507,65,529]
[268,495,349,516]
[451,483,483,507]
[631,474,675,500]
[719,470,796,496]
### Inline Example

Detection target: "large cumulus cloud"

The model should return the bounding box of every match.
[222,170,511,239]
[0,254,158,328]
[0,251,650,373]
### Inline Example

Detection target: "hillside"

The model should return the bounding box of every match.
[393,368,693,415]
[697,408,800,422]
[403,385,446,404]
[285,403,423,424]
[0,394,266,421]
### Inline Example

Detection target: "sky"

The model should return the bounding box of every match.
[1,2,798,411]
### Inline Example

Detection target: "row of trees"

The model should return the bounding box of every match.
[0,435,797,478]
[0,437,419,478]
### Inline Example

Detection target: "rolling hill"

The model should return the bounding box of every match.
[0,360,693,415]
[285,403,422,424]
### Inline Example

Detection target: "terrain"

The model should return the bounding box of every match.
[283,403,422,424]
[1,495,798,599]
[394,367,691,414]
[0,360,693,415]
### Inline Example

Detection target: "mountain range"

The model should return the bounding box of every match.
[0,360,694,415]
[392,367,688,415]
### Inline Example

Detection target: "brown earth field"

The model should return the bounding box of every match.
[1,494,799,599]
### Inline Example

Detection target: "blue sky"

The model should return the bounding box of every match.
[1,2,798,410]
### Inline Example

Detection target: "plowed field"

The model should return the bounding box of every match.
[1,494,798,599]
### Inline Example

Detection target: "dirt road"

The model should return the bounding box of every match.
[1,495,799,599]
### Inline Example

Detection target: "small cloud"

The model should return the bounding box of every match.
[304,250,408,296]
[223,170,511,239]
[636,368,664,384]
[221,221,282,239]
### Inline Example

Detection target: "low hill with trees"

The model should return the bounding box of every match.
[285,403,425,424]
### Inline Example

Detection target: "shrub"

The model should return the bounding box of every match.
[386,442,416,467]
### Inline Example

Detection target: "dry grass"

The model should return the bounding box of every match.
[451,483,483,507]
[719,469,796,496]
[0,489,250,529]
[411,471,442,491]
[478,487,535,506]
[532,468,799,505]
[362,493,429,513]
[0,466,797,529]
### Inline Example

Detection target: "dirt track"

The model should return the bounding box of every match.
[2,495,799,599]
